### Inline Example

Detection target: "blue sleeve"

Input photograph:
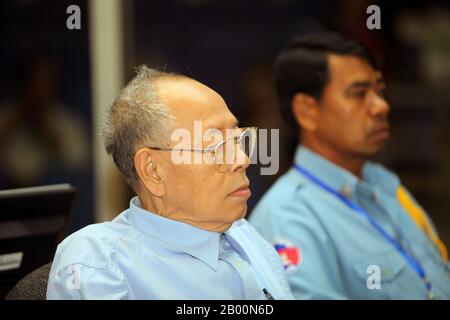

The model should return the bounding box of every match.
[46,263,129,300]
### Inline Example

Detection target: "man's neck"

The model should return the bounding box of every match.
[302,139,366,180]
[138,193,232,233]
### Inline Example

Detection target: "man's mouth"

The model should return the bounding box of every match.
[229,184,251,198]
[370,124,390,141]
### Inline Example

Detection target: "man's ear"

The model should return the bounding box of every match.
[134,148,165,197]
[291,93,320,132]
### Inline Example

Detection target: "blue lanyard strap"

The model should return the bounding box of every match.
[293,164,433,297]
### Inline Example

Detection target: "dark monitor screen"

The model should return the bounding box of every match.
[0,184,76,299]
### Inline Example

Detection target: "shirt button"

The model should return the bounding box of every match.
[340,185,352,198]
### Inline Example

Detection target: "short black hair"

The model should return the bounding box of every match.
[274,31,379,127]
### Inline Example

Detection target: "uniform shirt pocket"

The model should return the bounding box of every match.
[350,250,425,299]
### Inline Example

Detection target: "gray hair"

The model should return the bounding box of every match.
[102,65,176,191]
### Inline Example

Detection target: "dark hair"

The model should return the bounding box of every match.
[274,31,379,127]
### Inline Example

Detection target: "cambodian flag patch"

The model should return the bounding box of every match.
[273,238,301,275]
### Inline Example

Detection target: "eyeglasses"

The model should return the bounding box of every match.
[148,126,257,173]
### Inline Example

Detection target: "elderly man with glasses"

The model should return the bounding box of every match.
[46,66,293,300]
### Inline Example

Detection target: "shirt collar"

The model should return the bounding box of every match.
[127,197,221,271]
[224,219,251,262]
[293,145,400,198]
[362,161,400,195]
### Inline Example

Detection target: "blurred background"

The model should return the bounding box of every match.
[0,0,449,246]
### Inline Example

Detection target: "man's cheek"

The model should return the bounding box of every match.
[344,123,364,141]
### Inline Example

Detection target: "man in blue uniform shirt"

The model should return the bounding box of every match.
[46,66,293,300]
[250,32,450,299]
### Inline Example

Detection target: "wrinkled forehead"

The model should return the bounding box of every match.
[156,77,238,132]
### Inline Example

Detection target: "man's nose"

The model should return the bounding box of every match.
[231,143,250,172]
[369,93,390,118]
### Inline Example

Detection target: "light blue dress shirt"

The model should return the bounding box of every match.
[46,197,293,300]
[250,145,450,299]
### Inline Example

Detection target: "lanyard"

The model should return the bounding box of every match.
[293,164,434,299]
